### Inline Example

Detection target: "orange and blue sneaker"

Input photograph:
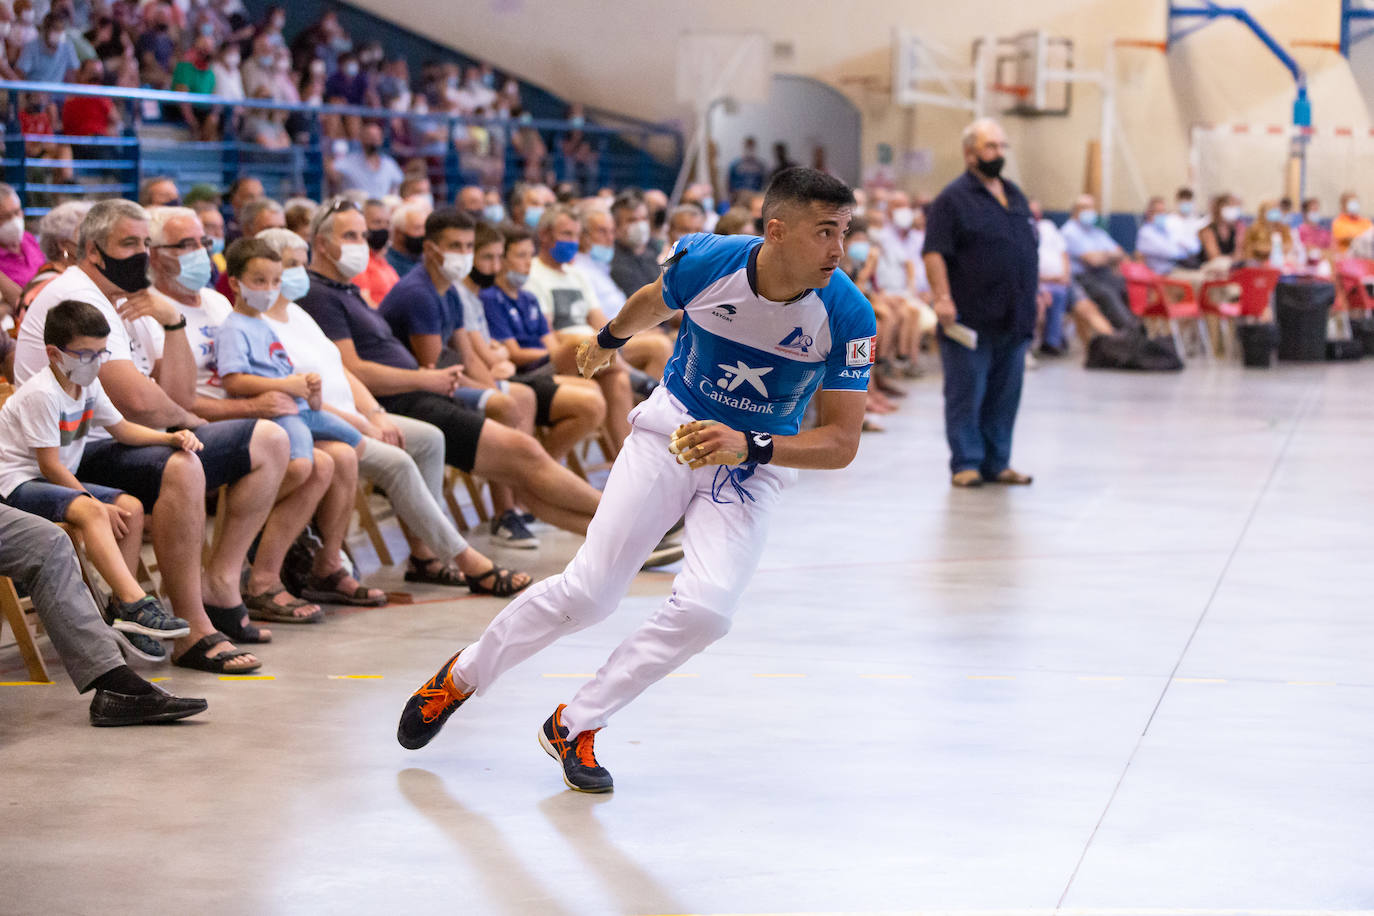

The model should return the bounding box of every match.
[396,651,472,750]
[538,704,614,793]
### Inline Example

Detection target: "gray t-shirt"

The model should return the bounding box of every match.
[453,282,492,342]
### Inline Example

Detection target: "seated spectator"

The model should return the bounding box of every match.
[385,200,430,277]
[560,104,599,194]
[171,34,220,141]
[510,110,547,183]
[240,86,291,150]
[862,204,932,376]
[1332,191,1370,257]
[133,4,175,89]
[189,199,226,283]
[1241,200,1301,268]
[713,208,756,236]
[0,501,207,724]
[574,205,626,318]
[728,136,769,194]
[1135,195,1194,275]
[356,198,401,307]
[681,184,719,233]
[216,197,285,296]
[284,198,318,243]
[217,239,384,608]
[507,181,547,231]
[62,58,122,138]
[148,206,332,631]
[325,52,375,108]
[609,192,658,298]
[17,199,286,673]
[0,299,196,640]
[1200,193,1242,261]
[1031,198,1073,356]
[0,183,46,301]
[255,227,530,595]
[482,188,507,224]
[1298,198,1331,259]
[1059,194,1136,329]
[140,175,181,208]
[297,198,611,542]
[19,201,94,328]
[456,185,488,222]
[1161,187,1205,265]
[400,176,436,210]
[86,14,132,62]
[327,122,405,199]
[17,12,80,82]
[224,176,265,242]
[240,33,281,100]
[664,204,705,252]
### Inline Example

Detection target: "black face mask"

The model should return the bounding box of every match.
[468,266,497,289]
[403,234,425,257]
[94,244,150,293]
[362,143,380,156]
[366,228,389,252]
[974,155,1006,179]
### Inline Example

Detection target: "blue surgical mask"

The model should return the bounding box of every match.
[482,204,506,223]
[505,270,528,287]
[589,243,614,264]
[550,239,579,264]
[280,265,311,302]
[1151,213,1169,230]
[701,196,715,214]
[209,237,225,256]
[1178,201,1194,217]
[1266,208,1283,223]
[523,205,544,228]
[482,72,496,88]
[1077,209,1098,227]
[846,240,871,263]
[176,246,212,291]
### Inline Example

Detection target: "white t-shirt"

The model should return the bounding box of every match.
[174,287,234,399]
[1036,218,1070,281]
[573,252,627,319]
[524,259,602,335]
[17,266,165,386]
[874,225,926,294]
[264,304,358,415]
[0,366,123,497]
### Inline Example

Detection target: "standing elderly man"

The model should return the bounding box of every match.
[922,118,1038,488]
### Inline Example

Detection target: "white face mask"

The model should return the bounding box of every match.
[1221,205,1241,223]
[1346,199,1362,216]
[441,251,473,283]
[407,193,435,210]
[60,352,101,387]
[240,283,281,312]
[891,207,915,230]
[0,214,23,248]
[625,219,650,249]
[335,242,370,279]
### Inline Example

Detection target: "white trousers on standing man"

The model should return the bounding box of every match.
[454,387,796,738]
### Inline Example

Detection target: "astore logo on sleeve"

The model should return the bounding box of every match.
[846,336,876,367]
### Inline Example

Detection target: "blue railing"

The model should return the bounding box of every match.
[0,80,683,216]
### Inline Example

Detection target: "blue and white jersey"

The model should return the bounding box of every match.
[660,233,877,436]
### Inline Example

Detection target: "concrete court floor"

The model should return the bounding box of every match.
[3,359,1374,916]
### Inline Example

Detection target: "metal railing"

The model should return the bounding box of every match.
[0,79,683,216]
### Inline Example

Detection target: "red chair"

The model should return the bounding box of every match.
[1120,260,1208,356]
[1336,258,1374,315]
[1197,266,1279,358]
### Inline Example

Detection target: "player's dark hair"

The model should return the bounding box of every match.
[424,207,476,242]
[45,299,110,348]
[761,167,855,223]
[500,223,533,254]
[225,237,281,278]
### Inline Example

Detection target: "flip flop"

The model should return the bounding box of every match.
[172,631,262,674]
[301,569,388,607]
[245,587,326,623]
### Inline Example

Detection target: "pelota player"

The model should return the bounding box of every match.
[396,168,877,792]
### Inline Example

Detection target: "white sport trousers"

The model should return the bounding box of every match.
[454,387,796,737]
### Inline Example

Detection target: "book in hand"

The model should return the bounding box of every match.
[942,321,979,350]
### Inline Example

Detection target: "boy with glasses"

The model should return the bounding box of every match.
[0,299,202,640]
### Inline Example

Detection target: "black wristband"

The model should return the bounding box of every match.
[162,316,187,332]
[596,323,631,350]
[745,431,774,465]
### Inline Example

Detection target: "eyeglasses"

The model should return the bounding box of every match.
[324,198,361,216]
[153,236,213,253]
[60,346,111,365]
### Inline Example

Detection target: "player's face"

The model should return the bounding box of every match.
[777,202,850,289]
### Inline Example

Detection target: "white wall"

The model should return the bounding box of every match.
[351,0,1370,210]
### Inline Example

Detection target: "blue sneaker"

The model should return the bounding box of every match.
[538,704,613,793]
[489,509,539,549]
[108,595,191,638]
[111,628,167,663]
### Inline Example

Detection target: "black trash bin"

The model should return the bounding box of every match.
[1274,280,1334,361]
[1237,322,1278,368]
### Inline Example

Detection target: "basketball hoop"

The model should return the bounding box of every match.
[992,83,1031,99]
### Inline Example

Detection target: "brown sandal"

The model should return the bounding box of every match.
[990,469,1033,486]
[302,568,387,607]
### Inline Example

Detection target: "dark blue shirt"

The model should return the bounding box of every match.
[385,248,420,277]
[481,284,550,350]
[297,270,419,371]
[922,170,1039,340]
[378,264,462,353]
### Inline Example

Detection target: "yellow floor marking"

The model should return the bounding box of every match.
[1286,681,1337,686]
[1174,677,1227,683]
[968,675,1015,680]
[1078,676,1125,682]
[860,674,913,680]
[217,675,275,681]
[664,673,699,678]
[542,673,596,678]
[0,680,54,686]
[329,674,384,679]
[753,673,807,678]
[148,677,169,683]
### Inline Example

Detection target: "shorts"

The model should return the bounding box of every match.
[77,419,256,512]
[3,479,125,522]
[274,408,363,461]
[377,390,485,473]
[454,387,496,414]
[512,371,559,428]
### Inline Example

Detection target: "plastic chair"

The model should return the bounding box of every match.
[1336,258,1374,315]
[1120,260,1208,356]
[1198,266,1279,358]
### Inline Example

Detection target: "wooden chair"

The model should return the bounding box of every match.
[0,575,50,682]
[443,467,491,533]
[354,481,395,566]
